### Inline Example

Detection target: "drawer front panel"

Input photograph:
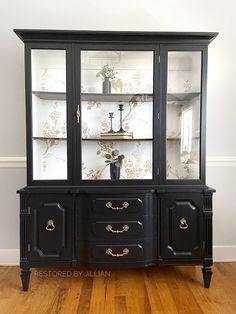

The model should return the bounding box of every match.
[87,239,157,264]
[91,220,144,239]
[91,244,144,262]
[90,194,150,217]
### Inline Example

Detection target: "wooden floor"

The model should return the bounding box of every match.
[0,263,236,314]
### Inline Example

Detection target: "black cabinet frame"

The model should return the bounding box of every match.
[15,30,218,291]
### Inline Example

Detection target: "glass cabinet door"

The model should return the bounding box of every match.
[31,49,68,180]
[166,51,202,180]
[80,50,154,180]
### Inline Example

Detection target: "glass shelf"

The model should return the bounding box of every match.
[81,93,153,102]
[32,91,66,101]
[82,138,153,141]
[167,137,200,140]
[33,137,67,140]
[167,92,200,102]
[32,90,199,102]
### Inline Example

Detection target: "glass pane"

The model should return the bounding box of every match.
[81,50,153,180]
[166,51,201,180]
[31,49,67,180]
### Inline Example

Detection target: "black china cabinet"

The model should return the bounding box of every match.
[15,29,218,290]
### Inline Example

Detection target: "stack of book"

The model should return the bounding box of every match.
[100,132,133,140]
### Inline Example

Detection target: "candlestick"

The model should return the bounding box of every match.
[118,104,125,133]
[108,112,115,133]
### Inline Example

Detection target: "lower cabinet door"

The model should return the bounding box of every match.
[28,195,73,260]
[161,194,203,260]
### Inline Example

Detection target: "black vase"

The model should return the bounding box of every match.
[110,163,120,180]
[103,77,111,94]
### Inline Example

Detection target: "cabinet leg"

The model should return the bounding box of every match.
[20,268,31,291]
[202,266,212,288]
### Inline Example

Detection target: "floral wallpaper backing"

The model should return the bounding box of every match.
[32,99,68,179]
[166,98,200,180]
[82,140,152,180]
[82,100,153,139]
[31,50,68,180]
[81,50,153,180]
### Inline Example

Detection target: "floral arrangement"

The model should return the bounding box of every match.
[96,64,118,81]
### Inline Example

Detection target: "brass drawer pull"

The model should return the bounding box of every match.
[106,201,129,211]
[179,218,188,230]
[106,247,129,257]
[76,106,80,123]
[106,224,129,233]
[45,219,55,231]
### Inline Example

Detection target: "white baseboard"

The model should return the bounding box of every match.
[206,156,236,167]
[0,247,235,265]
[0,249,19,265]
[213,245,236,262]
[0,157,26,168]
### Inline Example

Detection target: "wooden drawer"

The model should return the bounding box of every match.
[90,195,149,217]
[87,238,157,264]
[90,244,144,262]
[90,220,145,239]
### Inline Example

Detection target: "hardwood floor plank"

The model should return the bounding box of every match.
[125,270,144,314]
[157,282,178,314]
[59,279,83,314]
[89,276,106,314]
[114,296,127,314]
[77,276,93,314]
[168,278,204,313]
[144,269,165,313]
[103,271,116,314]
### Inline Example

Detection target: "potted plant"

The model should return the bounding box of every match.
[96,64,118,94]
[104,149,125,179]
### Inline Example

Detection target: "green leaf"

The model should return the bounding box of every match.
[112,149,119,156]
[117,156,122,162]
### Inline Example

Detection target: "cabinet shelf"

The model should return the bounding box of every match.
[81,93,153,102]
[167,92,200,102]
[32,91,199,102]
[32,91,67,100]
[82,138,153,141]
[167,137,200,140]
[33,137,67,140]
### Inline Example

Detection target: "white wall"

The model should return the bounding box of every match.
[0,0,236,263]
